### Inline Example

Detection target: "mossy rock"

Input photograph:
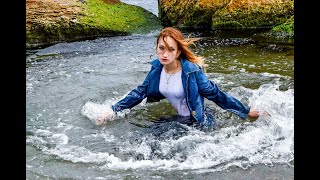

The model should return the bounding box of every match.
[26,0,162,48]
[211,1,294,30]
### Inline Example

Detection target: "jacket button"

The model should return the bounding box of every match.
[192,111,196,115]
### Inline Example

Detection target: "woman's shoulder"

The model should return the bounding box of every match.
[180,59,202,73]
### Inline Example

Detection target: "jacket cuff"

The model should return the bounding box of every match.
[111,105,121,112]
[239,107,250,119]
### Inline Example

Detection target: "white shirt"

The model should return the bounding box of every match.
[159,68,191,116]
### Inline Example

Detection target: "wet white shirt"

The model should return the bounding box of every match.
[159,68,191,116]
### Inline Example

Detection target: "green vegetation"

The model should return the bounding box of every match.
[80,0,161,34]
[212,4,294,30]
[271,15,294,36]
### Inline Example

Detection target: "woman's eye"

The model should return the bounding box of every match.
[169,48,175,51]
[159,46,164,50]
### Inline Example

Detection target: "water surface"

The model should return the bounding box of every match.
[26,28,294,179]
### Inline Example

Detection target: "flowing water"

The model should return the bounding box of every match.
[120,0,159,16]
[26,28,294,179]
[26,1,294,179]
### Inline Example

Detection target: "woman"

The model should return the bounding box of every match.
[97,27,260,126]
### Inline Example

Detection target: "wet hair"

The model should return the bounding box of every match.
[156,27,205,67]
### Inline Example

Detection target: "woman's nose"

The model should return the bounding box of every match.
[163,50,168,57]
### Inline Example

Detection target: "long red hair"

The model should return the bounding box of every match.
[156,27,206,67]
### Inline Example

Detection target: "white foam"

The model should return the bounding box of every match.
[81,101,116,125]
[44,83,294,172]
[48,134,69,145]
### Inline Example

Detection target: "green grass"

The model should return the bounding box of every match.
[80,0,161,34]
[271,15,294,36]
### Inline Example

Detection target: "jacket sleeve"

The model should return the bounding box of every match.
[195,69,250,119]
[111,68,151,112]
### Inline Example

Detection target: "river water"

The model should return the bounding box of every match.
[26,1,294,180]
[120,0,159,16]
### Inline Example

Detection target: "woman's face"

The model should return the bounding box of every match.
[156,36,181,66]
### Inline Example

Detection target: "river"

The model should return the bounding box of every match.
[26,1,294,179]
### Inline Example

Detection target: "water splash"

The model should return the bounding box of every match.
[74,83,294,172]
[81,93,134,125]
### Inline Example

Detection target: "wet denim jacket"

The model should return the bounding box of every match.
[112,58,250,125]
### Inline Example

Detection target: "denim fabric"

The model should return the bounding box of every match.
[112,59,250,126]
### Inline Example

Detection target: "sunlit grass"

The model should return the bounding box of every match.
[80,0,161,33]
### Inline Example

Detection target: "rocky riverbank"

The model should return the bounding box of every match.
[159,0,293,37]
[26,0,293,49]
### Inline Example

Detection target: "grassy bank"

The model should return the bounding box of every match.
[26,0,161,48]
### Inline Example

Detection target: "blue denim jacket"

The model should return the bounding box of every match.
[112,58,250,126]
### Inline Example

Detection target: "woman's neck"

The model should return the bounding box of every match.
[164,60,180,74]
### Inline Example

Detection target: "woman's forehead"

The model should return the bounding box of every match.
[158,36,178,47]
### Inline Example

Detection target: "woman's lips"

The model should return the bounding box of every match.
[161,58,168,62]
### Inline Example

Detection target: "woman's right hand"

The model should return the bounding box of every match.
[95,110,114,125]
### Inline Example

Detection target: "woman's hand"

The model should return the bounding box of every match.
[95,110,114,125]
[248,108,260,119]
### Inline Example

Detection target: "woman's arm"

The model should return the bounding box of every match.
[96,75,150,124]
[111,80,148,112]
[195,69,253,119]
[111,66,154,112]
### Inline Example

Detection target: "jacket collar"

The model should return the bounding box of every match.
[150,58,200,75]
